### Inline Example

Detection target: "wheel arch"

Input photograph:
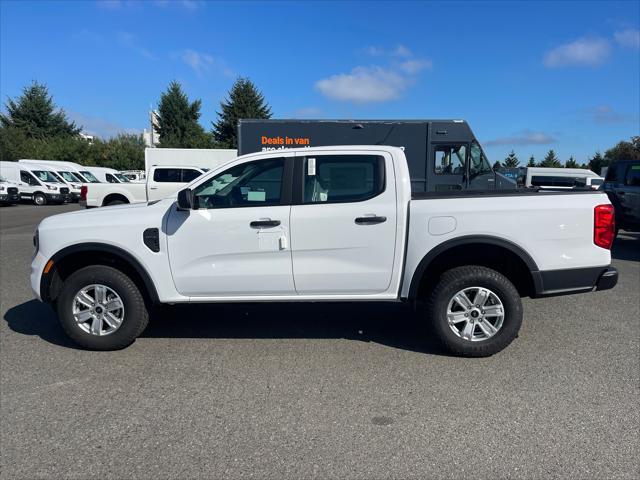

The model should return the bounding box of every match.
[407,235,542,300]
[41,243,160,305]
[102,193,130,206]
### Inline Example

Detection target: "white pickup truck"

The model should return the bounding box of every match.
[82,165,205,207]
[31,146,618,356]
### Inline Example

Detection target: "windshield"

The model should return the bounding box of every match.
[79,171,100,183]
[32,170,62,183]
[58,171,82,183]
[114,173,130,182]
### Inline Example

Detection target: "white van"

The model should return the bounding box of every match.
[81,166,131,184]
[18,160,101,184]
[0,161,70,205]
[525,167,600,189]
[0,175,21,205]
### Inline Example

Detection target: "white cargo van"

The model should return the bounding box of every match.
[81,166,131,184]
[0,161,70,205]
[18,160,101,184]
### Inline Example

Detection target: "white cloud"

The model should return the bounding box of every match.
[485,130,556,146]
[393,45,412,57]
[316,66,409,103]
[98,0,203,11]
[543,37,611,67]
[399,58,432,74]
[614,29,640,49]
[153,0,204,10]
[116,31,154,59]
[586,105,635,124]
[176,49,234,78]
[364,44,412,57]
[318,45,432,103]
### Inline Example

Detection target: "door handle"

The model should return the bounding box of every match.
[355,215,387,225]
[149,186,158,190]
[250,219,281,228]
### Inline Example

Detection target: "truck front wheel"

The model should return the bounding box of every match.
[56,265,149,350]
[426,265,523,357]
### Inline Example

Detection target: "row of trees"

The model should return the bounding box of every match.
[0,78,272,169]
[1,80,638,173]
[493,140,640,174]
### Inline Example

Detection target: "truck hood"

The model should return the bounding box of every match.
[38,198,174,231]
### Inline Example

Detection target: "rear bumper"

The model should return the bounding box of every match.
[533,266,618,297]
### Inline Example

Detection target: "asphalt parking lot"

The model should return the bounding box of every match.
[1,203,638,479]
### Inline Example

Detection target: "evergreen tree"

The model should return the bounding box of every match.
[588,151,608,175]
[527,155,536,167]
[0,81,80,139]
[212,77,272,148]
[493,160,502,169]
[539,149,562,168]
[156,81,210,148]
[565,156,579,168]
[503,150,520,167]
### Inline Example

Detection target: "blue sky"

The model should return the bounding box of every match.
[1,0,639,163]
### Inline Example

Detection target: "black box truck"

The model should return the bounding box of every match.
[237,119,516,193]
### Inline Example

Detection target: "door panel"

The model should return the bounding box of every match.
[166,157,294,297]
[166,205,293,296]
[290,152,397,294]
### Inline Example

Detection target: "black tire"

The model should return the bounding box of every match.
[106,200,126,206]
[425,265,523,357]
[56,265,149,350]
[33,193,47,206]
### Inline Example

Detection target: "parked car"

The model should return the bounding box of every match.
[603,159,640,233]
[82,165,205,207]
[0,161,70,205]
[32,146,617,355]
[525,167,601,189]
[0,175,20,205]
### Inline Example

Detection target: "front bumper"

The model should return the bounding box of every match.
[30,251,46,301]
[46,193,71,203]
[533,266,618,297]
[0,193,20,204]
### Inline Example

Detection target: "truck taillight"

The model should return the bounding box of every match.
[594,204,615,249]
[80,185,87,201]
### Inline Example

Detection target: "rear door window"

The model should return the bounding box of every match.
[181,169,201,182]
[153,168,181,182]
[302,155,384,204]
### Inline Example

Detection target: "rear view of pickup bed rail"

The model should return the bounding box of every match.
[31,146,617,356]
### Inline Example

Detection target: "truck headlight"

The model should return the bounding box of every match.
[46,184,57,191]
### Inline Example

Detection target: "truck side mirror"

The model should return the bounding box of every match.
[177,188,194,210]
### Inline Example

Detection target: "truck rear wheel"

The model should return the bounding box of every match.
[425,265,522,357]
[56,265,149,350]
